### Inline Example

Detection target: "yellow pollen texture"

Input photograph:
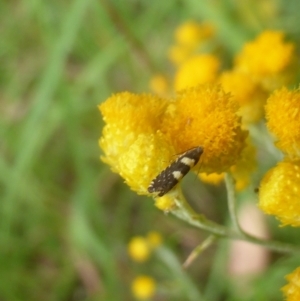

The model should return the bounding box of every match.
[282,267,300,301]
[259,160,300,227]
[265,87,300,158]
[162,84,247,173]
[99,92,175,195]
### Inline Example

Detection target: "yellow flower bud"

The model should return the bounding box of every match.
[259,160,300,227]
[265,87,300,158]
[128,236,150,262]
[131,275,156,300]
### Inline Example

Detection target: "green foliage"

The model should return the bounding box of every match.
[1,0,300,300]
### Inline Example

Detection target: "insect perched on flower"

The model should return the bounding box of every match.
[148,146,203,197]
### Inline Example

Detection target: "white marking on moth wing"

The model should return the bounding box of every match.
[172,170,183,180]
[180,157,196,167]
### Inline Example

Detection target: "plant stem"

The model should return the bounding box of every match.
[224,173,243,233]
[183,235,217,268]
[170,189,300,254]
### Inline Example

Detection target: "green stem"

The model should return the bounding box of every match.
[170,189,300,254]
[224,173,243,233]
[183,235,217,268]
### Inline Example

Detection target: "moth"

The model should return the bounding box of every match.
[148,146,203,197]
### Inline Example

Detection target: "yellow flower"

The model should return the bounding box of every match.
[128,232,162,262]
[99,86,247,197]
[265,87,300,158]
[199,172,224,185]
[235,30,294,75]
[282,267,300,301]
[100,92,167,133]
[99,92,175,195]
[235,30,295,90]
[174,54,220,91]
[149,74,169,97]
[128,236,151,262]
[162,84,248,173]
[146,231,163,248]
[174,21,215,48]
[219,70,267,123]
[259,160,300,227]
[131,275,156,300]
[168,22,215,65]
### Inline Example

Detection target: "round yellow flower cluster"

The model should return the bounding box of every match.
[259,87,300,227]
[99,92,174,196]
[265,87,300,158]
[168,21,215,65]
[99,21,300,301]
[174,54,220,91]
[161,85,247,173]
[156,23,297,129]
[99,84,247,204]
[165,27,296,191]
[131,275,156,300]
[235,30,295,90]
[101,26,298,200]
[259,160,300,227]
[168,26,295,126]
[128,232,163,262]
[221,30,295,124]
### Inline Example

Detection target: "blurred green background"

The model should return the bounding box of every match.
[1,0,300,300]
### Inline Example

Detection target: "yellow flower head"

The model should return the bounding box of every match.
[219,70,267,123]
[265,87,300,158]
[99,92,175,195]
[168,22,215,65]
[174,21,215,48]
[259,159,300,227]
[235,30,294,77]
[162,84,248,173]
[99,86,247,196]
[100,92,167,133]
[128,236,151,262]
[131,275,156,300]
[282,267,300,301]
[174,54,220,91]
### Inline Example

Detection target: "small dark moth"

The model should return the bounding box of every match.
[148,146,203,197]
